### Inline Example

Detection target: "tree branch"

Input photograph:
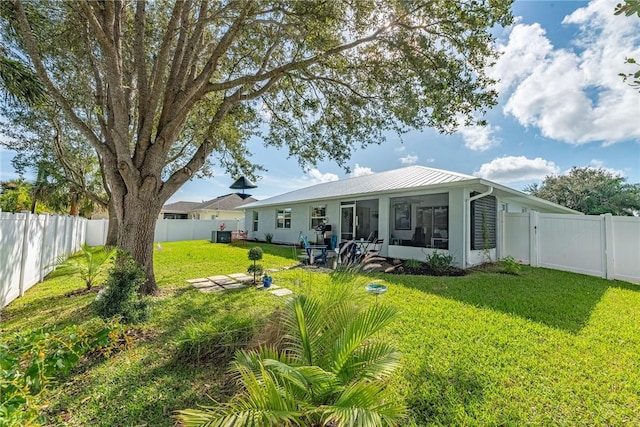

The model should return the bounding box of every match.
[11,0,107,159]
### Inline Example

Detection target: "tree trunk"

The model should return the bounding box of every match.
[106,201,118,247]
[116,197,162,295]
[69,194,79,216]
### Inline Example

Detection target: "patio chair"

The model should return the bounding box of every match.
[300,235,328,265]
[367,238,384,256]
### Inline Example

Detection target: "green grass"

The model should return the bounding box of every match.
[1,241,639,426]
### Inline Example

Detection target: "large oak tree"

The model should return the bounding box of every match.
[6,0,512,294]
[525,167,640,216]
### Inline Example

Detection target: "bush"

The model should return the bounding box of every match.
[93,251,150,324]
[173,314,257,365]
[425,250,454,274]
[501,256,522,275]
[0,319,132,426]
[404,258,423,269]
[264,233,273,244]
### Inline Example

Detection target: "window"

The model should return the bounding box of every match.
[252,211,259,232]
[276,208,292,229]
[389,193,449,248]
[310,206,327,229]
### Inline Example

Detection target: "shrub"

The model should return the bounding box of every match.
[93,251,150,324]
[177,289,405,426]
[501,256,522,275]
[0,319,132,426]
[173,314,257,365]
[404,258,423,269]
[425,250,454,274]
[264,232,273,244]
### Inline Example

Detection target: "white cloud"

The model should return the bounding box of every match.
[394,146,406,152]
[306,168,339,184]
[474,156,560,183]
[351,163,374,177]
[458,122,500,151]
[490,0,640,145]
[399,154,419,165]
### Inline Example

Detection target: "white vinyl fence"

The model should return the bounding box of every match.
[86,218,245,246]
[501,212,640,283]
[1,212,87,308]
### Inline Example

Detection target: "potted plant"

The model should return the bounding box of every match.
[247,246,264,284]
[262,273,273,288]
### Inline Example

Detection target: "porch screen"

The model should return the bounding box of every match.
[471,194,497,250]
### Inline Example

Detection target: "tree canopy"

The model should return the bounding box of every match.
[4,0,513,293]
[525,167,640,216]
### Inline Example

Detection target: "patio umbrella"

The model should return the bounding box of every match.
[230,176,257,199]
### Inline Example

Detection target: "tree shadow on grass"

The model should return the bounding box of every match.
[403,362,488,426]
[383,268,640,334]
[46,348,234,427]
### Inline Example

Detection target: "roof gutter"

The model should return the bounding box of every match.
[464,185,494,268]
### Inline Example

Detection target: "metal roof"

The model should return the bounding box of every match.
[242,166,476,208]
[241,165,580,214]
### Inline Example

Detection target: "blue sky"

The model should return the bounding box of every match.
[1,0,639,203]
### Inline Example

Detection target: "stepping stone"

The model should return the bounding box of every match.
[199,284,225,293]
[229,273,254,283]
[192,281,217,289]
[207,275,229,282]
[257,284,280,291]
[219,282,247,290]
[270,288,293,297]
[212,277,238,286]
[186,278,210,284]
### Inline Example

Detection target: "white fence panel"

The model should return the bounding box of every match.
[502,213,530,264]
[85,219,108,246]
[537,214,605,277]
[503,212,639,283]
[85,218,246,246]
[611,217,640,282]
[1,213,87,308]
[0,213,26,308]
[20,214,47,294]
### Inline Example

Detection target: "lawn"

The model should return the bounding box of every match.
[1,240,639,426]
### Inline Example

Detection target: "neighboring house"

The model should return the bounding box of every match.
[161,193,257,220]
[240,166,580,268]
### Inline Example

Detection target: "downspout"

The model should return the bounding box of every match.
[465,185,494,268]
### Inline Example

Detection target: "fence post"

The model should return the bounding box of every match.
[603,213,614,280]
[18,212,31,297]
[39,214,49,282]
[529,211,539,267]
[497,210,505,260]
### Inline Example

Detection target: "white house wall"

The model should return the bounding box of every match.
[243,185,575,269]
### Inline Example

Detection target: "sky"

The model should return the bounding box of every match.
[1,0,639,204]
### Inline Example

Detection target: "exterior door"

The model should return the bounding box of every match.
[340,204,355,241]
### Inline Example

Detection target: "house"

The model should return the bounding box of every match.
[240,166,579,268]
[161,193,257,220]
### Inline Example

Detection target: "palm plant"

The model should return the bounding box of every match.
[177,286,405,426]
[53,243,116,290]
